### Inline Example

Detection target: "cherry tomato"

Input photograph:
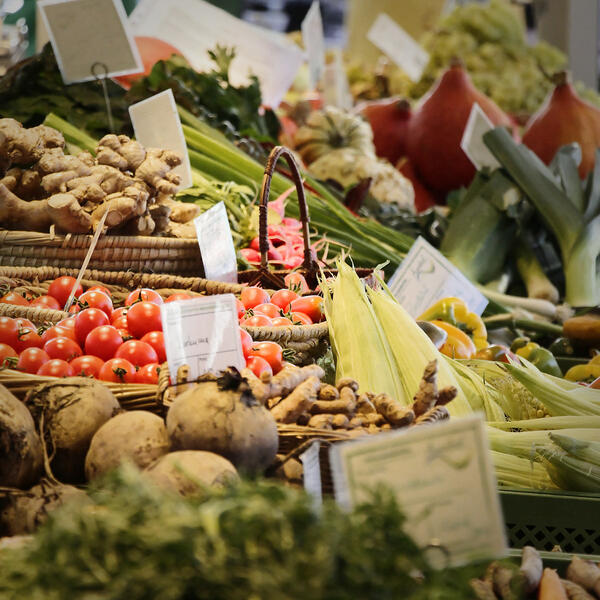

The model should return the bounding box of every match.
[241,315,273,328]
[271,289,299,311]
[87,285,112,298]
[74,308,110,345]
[236,299,245,319]
[0,343,17,367]
[84,325,124,361]
[57,316,76,331]
[44,337,82,362]
[240,328,253,358]
[135,363,160,384]
[17,347,50,374]
[165,293,193,303]
[116,328,133,341]
[41,325,77,344]
[271,317,294,327]
[47,276,82,308]
[78,290,113,316]
[14,318,35,331]
[125,288,163,306]
[248,341,283,374]
[289,296,323,322]
[70,355,104,378]
[98,358,136,383]
[110,307,128,324]
[253,303,282,319]
[37,359,74,378]
[290,311,312,325]
[68,304,81,314]
[284,272,309,294]
[0,316,19,348]
[0,291,29,306]
[30,295,61,310]
[126,301,162,338]
[115,340,158,367]
[240,286,270,310]
[112,316,129,331]
[245,355,272,378]
[14,325,43,353]
[140,331,166,363]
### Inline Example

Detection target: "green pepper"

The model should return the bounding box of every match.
[512,339,562,377]
[548,337,577,357]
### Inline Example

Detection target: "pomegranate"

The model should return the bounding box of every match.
[406,60,516,197]
[359,97,412,164]
[523,71,600,178]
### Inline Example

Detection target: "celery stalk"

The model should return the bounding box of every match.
[43,113,97,154]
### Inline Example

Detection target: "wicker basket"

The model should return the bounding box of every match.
[0,230,202,276]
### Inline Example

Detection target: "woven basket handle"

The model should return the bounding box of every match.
[259,146,317,275]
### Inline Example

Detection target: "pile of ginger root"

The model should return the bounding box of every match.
[0,118,199,236]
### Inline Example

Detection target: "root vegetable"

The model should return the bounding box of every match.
[26,377,120,483]
[157,195,200,223]
[436,386,458,407]
[144,450,238,496]
[270,376,321,424]
[561,579,595,600]
[96,134,146,171]
[566,557,600,597]
[0,384,43,488]
[0,479,87,536]
[135,148,181,195]
[520,545,543,594]
[167,369,277,474]
[332,414,350,428]
[250,364,325,404]
[414,406,450,426]
[412,359,438,417]
[470,579,498,600]
[539,568,568,599]
[0,118,64,168]
[373,393,415,427]
[310,396,355,415]
[308,414,334,429]
[356,393,376,415]
[318,384,340,401]
[85,411,169,481]
[0,183,52,231]
[275,457,303,482]
[336,378,359,392]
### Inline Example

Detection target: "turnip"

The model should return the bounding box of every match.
[145,451,238,496]
[166,369,278,474]
[0,479,87,536]
[25,378,120,483]
[85,411,169,481]
[0,384,43,488]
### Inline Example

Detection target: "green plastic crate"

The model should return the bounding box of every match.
[500,489,600,555]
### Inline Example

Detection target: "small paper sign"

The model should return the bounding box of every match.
[129,89,193,190]
[460,103,501,171]
[300,441,323,505]
[302,1,325,90]
[322,48,353,110]
[193,202,238,284]
[388,236,488,317]
[38,0,142,84]
[367,13,429,81]
[329,414,507,568]
[129,0,304,108]
[161,294,244,382]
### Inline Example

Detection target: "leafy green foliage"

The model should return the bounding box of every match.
[126,46,280,145]
[0,465,478,599]
[0,44,131,138]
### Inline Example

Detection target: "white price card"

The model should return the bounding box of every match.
[322,48,353,110]
[193,202,238,284]
[302,1,325,90]
[300,441,323,506]
[330,414,507,568]
[367,13,429,82]
[161,294,244,382]
[388,236,488,317]
[129,0,304,108]
[129,89,193,191]
[460,103,501,171]
[38,0,142,84]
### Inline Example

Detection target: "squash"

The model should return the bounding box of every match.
[293,107,375,165]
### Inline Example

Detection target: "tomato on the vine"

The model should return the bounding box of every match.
[140,331,166,363]
[125,288,163,306]
[135,363,160,384]
[253,303,282,319]
[14,326,43,353]
[240,328,253,358]
[284,272,309,294]
[0,292,29,306]
[87,285,112,298]
[41,325,77,345]
[289,311,312,325]
[112,316,129,331]
[289,296,323,322]
[0,316,19,348]
[165,293,193,303]
[74,308,110,345]
[47,276,82,307]
[30,295,61,310]
[78,290,113,316]
[271,317,293,327]
[241,314,273,328]
[116,328,133,341]
[248,341,283,374]
[115,340,158,367]
[57,317,76,331]
[98,358,136,383]
[126,301,162,338]
[0,343,17,367]
[37,359,74,378]
[236,299,245,319]
[240,286,270,310]
[270,289,299,311]
[245,355,272,378]
[17,347,50,374]
[44,337,82,362]
[110,307,128,324]
[84,325,124,361]
[70,355,104,378]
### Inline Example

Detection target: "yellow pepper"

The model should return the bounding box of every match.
[419,297,487,350]
[565,363,600,383]
[430,320,477,359]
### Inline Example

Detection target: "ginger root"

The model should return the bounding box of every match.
[0,118,64,168]
[96,134,146,171]
[0,183,52,231]
[270,376,321,424]
[373,393,415,427]
[158,195,200,223]
[136,149,181,195]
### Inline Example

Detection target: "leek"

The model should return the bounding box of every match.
[484,127,600,306]
[514,236,560,303]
